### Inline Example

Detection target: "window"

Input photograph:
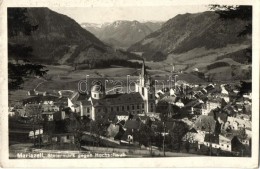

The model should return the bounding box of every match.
[227,145,229,148]
[127,105,129,110]
[111,107,113,112]
[94,94,96,98]
[137,111,139,114]
[87,107,90,113]
[137,105,140,109]
[150,103,154,112]
[142,87,144,96]
[117,106,119,111]
[142,103,144,108]
[67,135,70,139]
[122,106,124,111]
[132,105,135,110]
[150,94,153,99]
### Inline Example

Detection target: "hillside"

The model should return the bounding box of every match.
[8,8,130,65]
[128,11,250,57]
[127,11,251,81]
[81,20,163,49]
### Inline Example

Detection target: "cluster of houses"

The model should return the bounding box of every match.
[155,79,252,155]
[8,60,252,156]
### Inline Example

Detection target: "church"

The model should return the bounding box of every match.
[68,60,156,120]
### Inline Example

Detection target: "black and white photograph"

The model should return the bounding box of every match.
[0,0,259,168]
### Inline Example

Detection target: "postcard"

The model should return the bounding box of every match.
[0,0,259,168]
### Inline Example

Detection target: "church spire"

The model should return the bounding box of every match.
[141,59,146,78]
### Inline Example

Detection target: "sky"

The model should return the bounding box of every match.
[50,5,210,24]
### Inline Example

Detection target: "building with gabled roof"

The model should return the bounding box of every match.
[67,60,156,121]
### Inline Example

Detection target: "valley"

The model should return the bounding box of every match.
[7,6,253,160]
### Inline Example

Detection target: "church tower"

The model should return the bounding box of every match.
[135,59,156,114]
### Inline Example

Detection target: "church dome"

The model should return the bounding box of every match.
[91,84,105,100]
[91,84,105,93]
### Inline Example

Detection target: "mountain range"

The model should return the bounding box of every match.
[128,11,250,57]
[8,8,133,65]
[81,20,163,49]
[9,8,251,81]
[127,11,251,80]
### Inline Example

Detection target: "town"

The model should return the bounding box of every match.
[9,60,252,158]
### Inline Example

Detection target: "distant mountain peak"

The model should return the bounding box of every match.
[81,20,163,48]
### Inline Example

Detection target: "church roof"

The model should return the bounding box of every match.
[91,92,144,107]
[69,92,89,104]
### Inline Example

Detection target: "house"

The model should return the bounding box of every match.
[28,90,36,96]
[42,133,75,144]
[219,135,232,152]
[203,134,220,149]
[115,115,129,122]
[169,88,176,97]
[220,84,229,95]
[160,95,178,104]
[175,100,184,108]
[201,100,221,116]
[119,118,142,143]
[203,134,232,152]
[226,117,251,130]
[214,93,230,103]
[68,92,90,114]
[29,129,43,139]
[223,104,238,116]
[121,129,135,144]
[35,91,47,96]
[138,115,152,125]
[146,112,161,121]
[184,99,203,115]
[42,111,55,121]
[243,93,252,100]
[237,114,250,121]
[8,110,16,116]
[42,104,60,112]
[22,95,60,105]
[205,84,215,93]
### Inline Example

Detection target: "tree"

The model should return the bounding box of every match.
[238,128,247,142]
[80,115,91,131]
[25,104,43,146]
[138,123,154,155]
[209,5,252,64]
[89,118,108,146]
[8,8,48,90]
[169,121,189,152]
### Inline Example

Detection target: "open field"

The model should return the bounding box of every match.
[9,56,250,105]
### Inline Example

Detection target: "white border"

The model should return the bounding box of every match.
[0,0,259,168]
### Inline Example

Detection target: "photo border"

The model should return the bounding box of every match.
[0,0,259,168]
